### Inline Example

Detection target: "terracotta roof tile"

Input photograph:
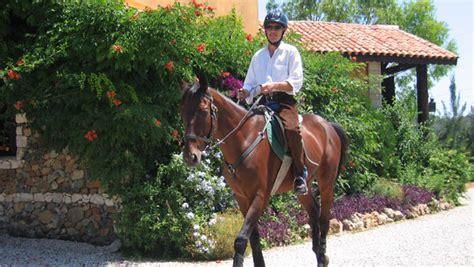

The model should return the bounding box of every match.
[287,21,457,64]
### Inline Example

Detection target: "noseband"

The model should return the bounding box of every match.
[184,93,218,145]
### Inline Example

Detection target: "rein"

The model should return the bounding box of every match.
[185,93,269,178]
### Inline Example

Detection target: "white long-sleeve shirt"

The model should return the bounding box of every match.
[243,41,303,103]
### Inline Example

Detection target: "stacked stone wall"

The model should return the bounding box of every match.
[0,114,118,245]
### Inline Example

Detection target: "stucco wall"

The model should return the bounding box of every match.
[125,0,259,34]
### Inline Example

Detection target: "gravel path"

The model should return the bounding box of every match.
[1,188,473,266]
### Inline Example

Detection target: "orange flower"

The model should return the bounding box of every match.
[165,61,174,72]
[84,130,98,141]
[246,33,253,41]
[15,101,23,111]
[14,73,21,80]
[112,99,122,106]
[171,129,179,140]
[192,0,204,8]
[197,44,205,53]
[165,4,172,11]
[155,119,162,127]
[16,59,24,65]
[106,90,116,98]
[112,44,123,53]
[8,70,15,80]
[331,87,338,93]
[222,72,230,78]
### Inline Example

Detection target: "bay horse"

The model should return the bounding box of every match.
[180,76,348,267]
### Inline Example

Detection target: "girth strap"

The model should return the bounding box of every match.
[225,107,273,179]
[225,131,266,178]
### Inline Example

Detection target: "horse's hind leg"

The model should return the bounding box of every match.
[298,182,326,267]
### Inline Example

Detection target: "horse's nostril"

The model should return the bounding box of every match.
[191,153,198,163]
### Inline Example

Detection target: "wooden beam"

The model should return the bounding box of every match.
[416,65,429,123]
[383,63,417,75]
[346,54,458,66]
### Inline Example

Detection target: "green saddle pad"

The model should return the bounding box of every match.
[266,114,288,161]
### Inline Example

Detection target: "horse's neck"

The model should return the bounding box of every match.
[209,89,261,161]
[209,89,247,140]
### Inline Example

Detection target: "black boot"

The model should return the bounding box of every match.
[293,176,308,195]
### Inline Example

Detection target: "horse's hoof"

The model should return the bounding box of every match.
[317,255,329,267]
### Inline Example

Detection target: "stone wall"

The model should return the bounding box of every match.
[0,114,118,245]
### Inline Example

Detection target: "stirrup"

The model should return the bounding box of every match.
[294,176,308,195]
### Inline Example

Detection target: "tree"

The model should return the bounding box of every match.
[435,75,469,152]
[274,0,457,93]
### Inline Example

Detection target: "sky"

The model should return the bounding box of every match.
[257,0,474,116]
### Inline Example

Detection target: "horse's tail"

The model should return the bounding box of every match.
[331,123,349,176]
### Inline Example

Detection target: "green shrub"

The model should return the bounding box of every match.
[367,178,404,200]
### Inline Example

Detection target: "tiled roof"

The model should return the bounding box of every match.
[287,21,457,65]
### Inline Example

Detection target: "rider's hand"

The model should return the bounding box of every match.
[238,88,249,101]
[261,82,274,95]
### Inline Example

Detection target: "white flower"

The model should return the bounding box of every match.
[187,212,195,219]
[186,173,195,181]
[197,171,206,178]
[193,224,200,230]
[208,218,216,226]
[200,235,207,241]
[182,202,189,209]
[193,232,200,237]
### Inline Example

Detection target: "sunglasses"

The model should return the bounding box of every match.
[265,25,284,31]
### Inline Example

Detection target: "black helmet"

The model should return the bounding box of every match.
[264,11,288,28]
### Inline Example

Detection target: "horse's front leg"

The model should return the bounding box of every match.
[233,194,266,267]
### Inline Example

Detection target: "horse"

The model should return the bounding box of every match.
[179,76,349,267]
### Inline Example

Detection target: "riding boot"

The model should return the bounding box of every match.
[273,93,308,195]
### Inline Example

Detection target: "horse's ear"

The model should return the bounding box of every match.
[194,68,208,94]
[180,80,190,94]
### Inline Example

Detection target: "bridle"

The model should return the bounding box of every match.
[184,93,218,146]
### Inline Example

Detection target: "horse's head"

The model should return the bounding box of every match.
[179,76,217,167]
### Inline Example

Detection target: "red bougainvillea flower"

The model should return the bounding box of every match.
[112,44,123,53]
[207,6,216,12]
[155,119,162,127]
[112,99,122,106]
[84,130,98,141]
[192,0,204,8]
[246,33,253,41]
[14,72,21,80]
[165,61,174,72]
[16,59,24,65]
[15,101,23,111]
[197,44,206,53]
[8,70,15,80]
[195,10,202,16]
[222,72,230,78]
[106,90,116,98]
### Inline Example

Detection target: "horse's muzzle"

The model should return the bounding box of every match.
[183,147,201,167]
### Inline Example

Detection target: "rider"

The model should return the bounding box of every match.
[238,11,308,195]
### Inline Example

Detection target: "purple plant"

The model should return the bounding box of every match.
[403,185,435,205]
[258,185,435,247]
[222,75,243,97]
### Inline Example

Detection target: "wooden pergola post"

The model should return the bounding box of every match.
[416,65,428,123]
